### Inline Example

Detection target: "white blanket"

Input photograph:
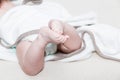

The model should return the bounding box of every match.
[59,24,120,62]
[0,1,120,62]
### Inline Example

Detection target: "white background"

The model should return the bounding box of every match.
[48,0,120,27]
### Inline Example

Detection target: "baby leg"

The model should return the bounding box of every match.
[16,26,68,76]
[49,20,82,53]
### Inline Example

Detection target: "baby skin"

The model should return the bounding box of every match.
[16,20,82,76]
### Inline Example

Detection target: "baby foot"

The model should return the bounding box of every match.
[49,20,64,34]
[38,27,69,44]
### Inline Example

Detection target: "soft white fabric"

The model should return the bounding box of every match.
[59,24,120,62]
[0,1,72,61]
[0,1,72,44]
[0,1,120,62]
[65,12,97,26]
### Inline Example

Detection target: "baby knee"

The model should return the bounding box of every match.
[21,65,44,76]
[60,43,81,53]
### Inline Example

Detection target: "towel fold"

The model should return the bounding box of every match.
[65,12,97,27]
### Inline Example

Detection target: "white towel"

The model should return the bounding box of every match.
[58,24,120,62]
[0,1,119,62]
[0,1,71,61]
[65,12,97,26]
